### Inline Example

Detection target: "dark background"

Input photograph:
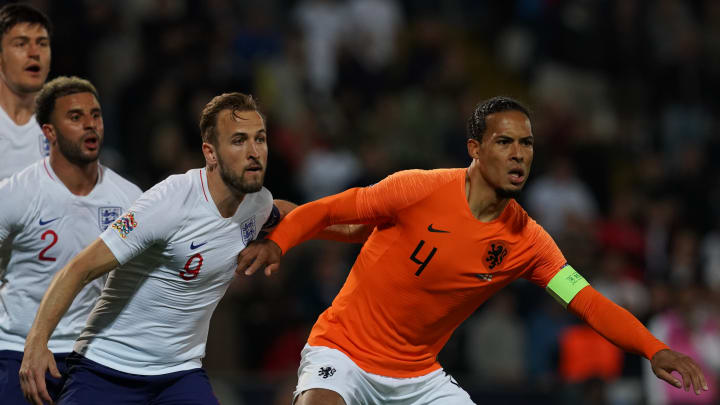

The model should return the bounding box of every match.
[19,0,720,404]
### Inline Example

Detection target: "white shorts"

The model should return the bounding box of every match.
[293,344,476,405]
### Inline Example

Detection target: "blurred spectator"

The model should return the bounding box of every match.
[525,156,598,238]
[465,291,526,386]
[668,229,701,287]
[593,250,650,319]
[700,228,720,292]
[293,0,346,96]
[557,324,624,405]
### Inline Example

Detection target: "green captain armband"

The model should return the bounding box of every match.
[545,265,589,308]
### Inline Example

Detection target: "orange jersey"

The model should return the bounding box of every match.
[269,168,566,377]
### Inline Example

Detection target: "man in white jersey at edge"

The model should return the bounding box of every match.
[0,3,52,180]
[19,92,369,405]
[0,76,141,404]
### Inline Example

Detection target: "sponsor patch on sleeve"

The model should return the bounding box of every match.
[111,211,138,239]
[546,264,589,308]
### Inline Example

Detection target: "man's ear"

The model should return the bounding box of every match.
[202,142,218,168]
[42,123,56,145]
[467,138,481,160]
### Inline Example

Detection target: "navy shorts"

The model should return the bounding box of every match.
[57,352,220,405]
[0,349,69,405]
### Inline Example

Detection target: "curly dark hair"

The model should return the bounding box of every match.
[35,76,99,126]
[466,96,531,141]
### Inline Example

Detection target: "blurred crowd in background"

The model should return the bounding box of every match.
[24,0,720,404]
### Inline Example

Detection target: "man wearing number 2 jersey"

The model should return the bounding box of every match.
[0,76,141,404]
[239,97,710,405]
[19,92,369,405]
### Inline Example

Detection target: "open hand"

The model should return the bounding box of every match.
[236,239,282,276]
[651,349,709,395]
[19,343,61,405]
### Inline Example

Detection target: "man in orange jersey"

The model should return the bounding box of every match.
[238,97,709,405]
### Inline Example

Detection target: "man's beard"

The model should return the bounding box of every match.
[56,130,101,165]
[217,154,264,195]
[496,187,522,199]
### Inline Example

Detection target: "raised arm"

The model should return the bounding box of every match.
[20,238,118,405]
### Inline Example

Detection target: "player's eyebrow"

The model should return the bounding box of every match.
[232,129,266,137]
[66,107,102,115]
[9,34,48,41]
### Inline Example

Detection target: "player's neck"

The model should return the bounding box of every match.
[465,163,510,222]
[0,81,37,125]
[49,152,99,196]
[206,165,245,218]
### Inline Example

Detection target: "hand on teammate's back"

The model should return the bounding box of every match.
[19,341,61,405]
[651,348,709,395]
[237,239,283,276]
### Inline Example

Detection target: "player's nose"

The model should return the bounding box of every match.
[509,142,523,162]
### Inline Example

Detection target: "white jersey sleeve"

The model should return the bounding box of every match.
[0,175,30,242]
[100,178,184,265]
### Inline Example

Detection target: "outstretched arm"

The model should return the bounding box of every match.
[20,238,118,405]
[568,286,709,395]
[271,199,373,243]
[239,188,386,276]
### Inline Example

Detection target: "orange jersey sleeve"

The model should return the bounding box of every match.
[269,169,457,253]
[522,223,567,287]
[273,168,569,377]
[568,285,669,359]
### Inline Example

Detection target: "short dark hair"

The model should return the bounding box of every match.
[467,96,531,141]
[199,92,260,145]
[0,3,52,47]
[35,76,99,126]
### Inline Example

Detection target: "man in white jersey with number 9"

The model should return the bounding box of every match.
[19,92,367,405]
[0,76,141,404]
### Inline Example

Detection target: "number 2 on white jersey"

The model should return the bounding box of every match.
[38,230,58,262]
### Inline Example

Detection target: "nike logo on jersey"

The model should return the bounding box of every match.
[39,217,60,226]
[427,224,450,233]
[190,241,208,250]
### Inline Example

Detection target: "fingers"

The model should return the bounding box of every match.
[48,356,61,378]
[37,372,53,404]
[680,360,709,394]
[244,255,265,276]
[236,249,256,275]
[237,242,282,276]
[665,360,709,395]
[265,263,279,276]
[654,367,682,389]
[20,368,49,405]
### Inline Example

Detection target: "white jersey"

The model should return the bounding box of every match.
[77,168,273,375]
[0,109,48,180]
[0,158,142,353]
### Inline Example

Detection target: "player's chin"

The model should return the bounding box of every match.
[81,148,101,160]
[241,178,263,193]
[19,78,45,93]
[496,185,523,199]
